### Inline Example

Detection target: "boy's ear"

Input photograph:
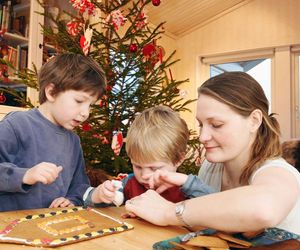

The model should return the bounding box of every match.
[45,83,56,102]
[249,109,263,133]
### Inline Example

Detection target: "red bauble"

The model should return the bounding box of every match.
[82,122,92,132]
[106,85,113,92]
[152,0,161,6]
[129,44,138,53]
[0,93,6,104]
[142,43,155,57]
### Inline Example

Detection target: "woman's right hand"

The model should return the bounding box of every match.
[125,190,175,226]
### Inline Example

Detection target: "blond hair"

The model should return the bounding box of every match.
[126,106,189,165]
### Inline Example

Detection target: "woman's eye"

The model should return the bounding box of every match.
[212,124,223,128]
[75,99,83,103]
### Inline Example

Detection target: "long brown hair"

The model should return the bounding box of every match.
[198,72,281,184]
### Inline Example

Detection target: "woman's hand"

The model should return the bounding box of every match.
[125,190,175,226]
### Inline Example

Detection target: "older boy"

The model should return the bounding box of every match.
[84,106,214,207]
[0,53,106,211]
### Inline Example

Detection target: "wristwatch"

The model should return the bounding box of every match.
[175,201,191,227]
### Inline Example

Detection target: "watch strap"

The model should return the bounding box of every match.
[175,201,192,227]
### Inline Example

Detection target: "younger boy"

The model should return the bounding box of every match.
[0,53,106,211]
[84,105,214,207]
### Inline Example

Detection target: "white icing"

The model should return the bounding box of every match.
[113,191,124,207]
[0,236,28,243]
[111,180,123,189]
[111,180,124,207]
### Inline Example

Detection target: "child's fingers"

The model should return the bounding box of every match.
[57,166,63,173]
[49,197,63,208]
[147,173,155,189]
[59,199,74,208]
[155,185,169,194]
[103,180,116,191]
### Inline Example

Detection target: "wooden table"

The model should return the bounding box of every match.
[0,206,189,250]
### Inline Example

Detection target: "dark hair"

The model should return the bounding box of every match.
[198,71,281,184]
[294,141,300,172]
[38,53,106,104]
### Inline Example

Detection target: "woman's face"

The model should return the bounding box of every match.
[196,94,255,165]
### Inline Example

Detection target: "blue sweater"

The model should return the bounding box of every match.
[0,108,90,211]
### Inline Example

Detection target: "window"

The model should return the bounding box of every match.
[210,58,272,107]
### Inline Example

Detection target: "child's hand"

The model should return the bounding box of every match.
[91,180,118,204]
[22,162,63,185]
[49,197,74,208]
[147,170,188,193]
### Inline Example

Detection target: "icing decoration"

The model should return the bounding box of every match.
[111,180,124,207]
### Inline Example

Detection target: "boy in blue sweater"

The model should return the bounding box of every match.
[0,53,106,211]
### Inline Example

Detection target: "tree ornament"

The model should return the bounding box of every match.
[69,0,96,15]
[80,26,93,55]
[135,11,147,31]
[129,44,138,53]
[152,0,161,6]
[82,122,92,132]
[142,43,155,57]
[111,131,123,156]
[106,85,113,92]
[105,9,127,30]
[0,92,6,104]
[66,20,82,36]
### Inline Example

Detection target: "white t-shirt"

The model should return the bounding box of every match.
[198,158,300,235]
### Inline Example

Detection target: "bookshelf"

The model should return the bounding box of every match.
[0,0,43,114]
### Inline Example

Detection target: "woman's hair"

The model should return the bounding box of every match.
[38,53,106,104]
[126,105,189,165]
[198,71,281,184]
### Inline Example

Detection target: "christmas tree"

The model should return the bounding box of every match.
[1,0,201,179]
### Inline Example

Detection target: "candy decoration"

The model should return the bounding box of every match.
[111,131,123,155]
[105,10,127,30]
[152,0,161,6]
[69,0,96,15]
[135,11,147,30]
[66,20,82,36]
[80,27,93,55]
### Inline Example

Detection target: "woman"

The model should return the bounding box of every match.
[125,72,300,236]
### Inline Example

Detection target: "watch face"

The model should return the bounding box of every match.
[175,203,184,215]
